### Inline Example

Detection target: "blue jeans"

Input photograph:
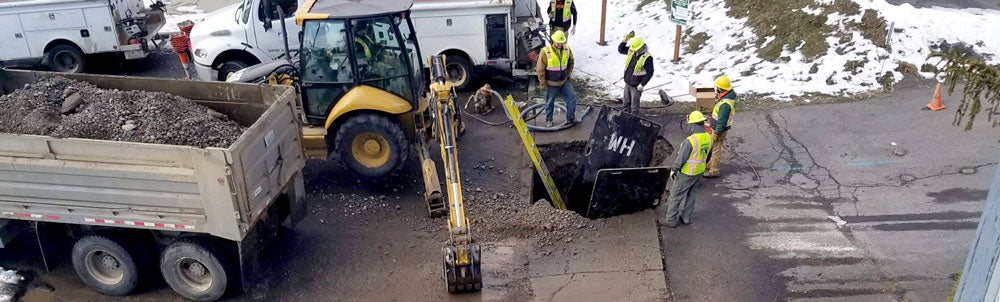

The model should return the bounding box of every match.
[544,83,577,122]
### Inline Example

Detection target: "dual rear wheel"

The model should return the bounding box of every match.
[71,235,231,301]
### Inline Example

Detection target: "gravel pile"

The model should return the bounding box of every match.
[0,77,246,148]
[467,189,596,245]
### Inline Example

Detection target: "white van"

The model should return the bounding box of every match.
[0,0,165,72]
[189,0,546,89]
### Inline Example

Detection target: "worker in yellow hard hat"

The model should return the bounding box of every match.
[535,30,577,127]
[663,111,713,227]
[617,31,655,114]
[704,75,736,178]
[547,0,578,35]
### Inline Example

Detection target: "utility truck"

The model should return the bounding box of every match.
[190,0,547,90]
[0,0,166,72]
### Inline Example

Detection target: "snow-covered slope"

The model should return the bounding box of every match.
[0,267,22,302]
[544,0,1000,101]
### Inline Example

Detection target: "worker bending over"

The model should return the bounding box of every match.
[705,75,736,178]
[663,111,713,227]
[536,30,577,127]
[547,0,578,35]
[617,31,655,114]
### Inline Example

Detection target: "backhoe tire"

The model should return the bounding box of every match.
[160,238,232,302]
[71,235,140,296]
[333,113,408,178]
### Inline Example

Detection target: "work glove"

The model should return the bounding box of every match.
[637,84,644,92]
[669,170,677,181]
[624,31,635,42]
[571,27,577,35]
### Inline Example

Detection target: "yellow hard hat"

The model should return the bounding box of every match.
[629,37,646,52]
[715,75,732,91]
[551,30,567,44]
[688,111,707,124]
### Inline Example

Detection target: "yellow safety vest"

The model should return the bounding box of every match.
[550,0,573,21]
[354,38,371,58]
[712,97,735,128]
[626,51,650,77]
[681,132,712,176]
[544,46,571,82]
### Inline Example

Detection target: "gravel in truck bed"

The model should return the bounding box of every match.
[0,77,246,148]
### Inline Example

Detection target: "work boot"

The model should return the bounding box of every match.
[546,121,554,127]
[703,171,720,178]
[680,216,691,225]
[659,218,679,228]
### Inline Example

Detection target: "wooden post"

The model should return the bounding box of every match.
[673,25,681,62]
[598,0,608,46]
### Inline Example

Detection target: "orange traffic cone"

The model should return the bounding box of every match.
[926,82,946,111]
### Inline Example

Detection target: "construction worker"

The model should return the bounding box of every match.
[536,30,577,127]
[663,111,713,227]
[704,75,735,178]
[547,0,578,35]
[617,32,655,114]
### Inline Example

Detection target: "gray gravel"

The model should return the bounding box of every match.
[0,77,246,148]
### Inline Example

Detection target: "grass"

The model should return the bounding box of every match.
[946,270,961,302]
[686,32,710,53]
[723,0,885,62]
[895,61,918,75]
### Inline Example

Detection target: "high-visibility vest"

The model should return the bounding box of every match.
[354,38,371,58]
[550,0,573,21]
[712,96,735,128]
[681,132,712,176]
[544,46,571,82]
[626,51,651,77]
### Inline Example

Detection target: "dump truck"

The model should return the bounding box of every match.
[0,69,307,301]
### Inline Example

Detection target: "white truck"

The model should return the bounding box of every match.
[190,0,547,89]
[0,0,166,73]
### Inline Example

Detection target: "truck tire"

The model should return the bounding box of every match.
[217,60,250,81]
[160,239,231,301]
[71,235,140,296]
[333,113,408,178]
[444,56,474,91]
[46,44,86,73]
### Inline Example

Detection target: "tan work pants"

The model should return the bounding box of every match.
[707,130,727,175]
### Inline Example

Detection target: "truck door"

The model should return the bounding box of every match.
[0,14,32,60]
[253,0,301,60]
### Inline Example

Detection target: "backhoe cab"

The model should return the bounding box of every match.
[293,0,427,178]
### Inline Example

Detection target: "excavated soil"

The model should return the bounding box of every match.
[0,77,246,148]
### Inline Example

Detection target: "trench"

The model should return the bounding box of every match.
[530,140,674,218]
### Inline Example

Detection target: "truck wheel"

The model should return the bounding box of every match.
[217,60,250,81]
[333,113,408,178]
[71,235,140,296]
[160,239,231,301]
[445,56,474,91]
[46,44,86,73]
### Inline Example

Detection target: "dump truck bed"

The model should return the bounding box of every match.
[0,69,305,242]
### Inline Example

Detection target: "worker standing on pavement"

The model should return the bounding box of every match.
[536,30,577,127]
[617,31,655,114]
[663,111,713,227]
[547,0,578,35]
[705,75,736,178]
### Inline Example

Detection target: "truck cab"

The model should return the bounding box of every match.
[190,0,544,89]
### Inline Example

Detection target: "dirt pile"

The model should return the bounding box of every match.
[468,189,596,245]
[0,77,245,148]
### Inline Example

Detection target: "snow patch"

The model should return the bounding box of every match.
[0,267,22,302]
[540,0,1000,101]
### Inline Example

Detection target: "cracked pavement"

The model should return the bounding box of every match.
[658,78,998,301]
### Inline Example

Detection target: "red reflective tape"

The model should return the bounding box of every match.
[16,214,31,218]
[44,215,60,220]
[154,223,165,228]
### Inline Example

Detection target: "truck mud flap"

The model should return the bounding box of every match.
[585,167,670,219]
[236,201,283,295]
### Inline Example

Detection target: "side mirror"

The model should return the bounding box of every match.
[261,0,273,31]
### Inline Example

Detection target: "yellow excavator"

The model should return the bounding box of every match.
[226,0,482,292]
